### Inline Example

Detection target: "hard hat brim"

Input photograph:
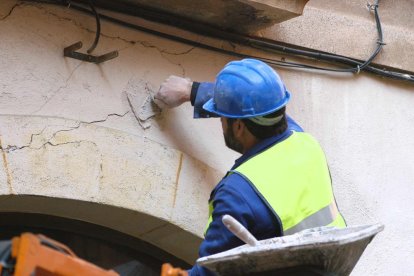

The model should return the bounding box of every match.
[202,91,291,119]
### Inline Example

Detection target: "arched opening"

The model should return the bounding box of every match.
[0,195,198,274]
[0,212,190,275]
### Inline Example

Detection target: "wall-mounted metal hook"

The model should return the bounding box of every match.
[64,41,118,64]
[63,0,118,64]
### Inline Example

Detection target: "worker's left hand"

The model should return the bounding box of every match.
[154,75,192,109]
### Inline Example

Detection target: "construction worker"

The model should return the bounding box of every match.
[155,58,346,276]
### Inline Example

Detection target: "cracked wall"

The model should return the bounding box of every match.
[0,0,233,263]
[1,1,414,275]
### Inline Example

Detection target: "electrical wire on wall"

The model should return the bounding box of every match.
[25,0,414,83]
[249,0,384,74]
[85,0,100,54]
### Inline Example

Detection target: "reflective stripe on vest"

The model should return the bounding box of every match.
[205,201,214,236]
[205,131,345,236]
[283,200,340,235]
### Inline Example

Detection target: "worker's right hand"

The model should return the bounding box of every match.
[154,75,192,109]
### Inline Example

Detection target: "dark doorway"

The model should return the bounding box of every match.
[0,213,190,275]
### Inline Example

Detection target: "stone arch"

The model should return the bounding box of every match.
[0,194,200,264]
[0,115,222,263]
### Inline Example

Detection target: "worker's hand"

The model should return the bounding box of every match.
[154,75,193,109]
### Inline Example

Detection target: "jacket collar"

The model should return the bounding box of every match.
[231,129,293,170]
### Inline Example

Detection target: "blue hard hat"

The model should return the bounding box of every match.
[203,59,290,118]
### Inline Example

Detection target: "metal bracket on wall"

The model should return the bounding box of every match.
[63,0,118,64]
[64,42,118,64]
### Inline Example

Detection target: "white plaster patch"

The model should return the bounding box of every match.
[125,77,161,129]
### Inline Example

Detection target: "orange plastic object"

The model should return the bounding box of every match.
[161,263,188,276]
[11,233,119,276]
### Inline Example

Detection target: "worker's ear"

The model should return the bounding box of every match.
[233,119,245,138]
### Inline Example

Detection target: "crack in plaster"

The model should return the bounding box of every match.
[28,3,193,74]
[135,41,195,56]
[31,4,136,48]
[125,42,192,76]
[1,126,48,152]
[131,42,193,76]
[160,55,186,76]
[0,136,16,194]
[0,2,22,21]
[99,161,104,182]
[95,153,105,196]
[29,3,90,30]
[138,222,169,237]
[36,139,96,149]
[30,3,196,55]
[31,62,83,114]
[1,111,129,153]
[0,92,18,100]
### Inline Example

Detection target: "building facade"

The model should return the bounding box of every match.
[0,0,413,274]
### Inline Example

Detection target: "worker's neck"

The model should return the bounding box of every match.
[241,136,260,154]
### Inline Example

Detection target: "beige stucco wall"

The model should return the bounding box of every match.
[1,1,414,275]
[259,0,414,73]
[0,0,233,263]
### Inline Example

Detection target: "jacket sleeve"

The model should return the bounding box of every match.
[188,184,253,275]
[188,174,278,276]
[191,82,218,119]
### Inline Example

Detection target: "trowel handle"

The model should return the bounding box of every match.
[222,214,258,246]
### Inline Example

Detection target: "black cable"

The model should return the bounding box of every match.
[246,0,383,74]
[361,0,384,70]
[86,0,100,54]
[100,6,414,82]
[24,0,414,83]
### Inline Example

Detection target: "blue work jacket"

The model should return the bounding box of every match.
[188,82,303,276]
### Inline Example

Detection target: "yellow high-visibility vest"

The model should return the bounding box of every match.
[206,131,346,236]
